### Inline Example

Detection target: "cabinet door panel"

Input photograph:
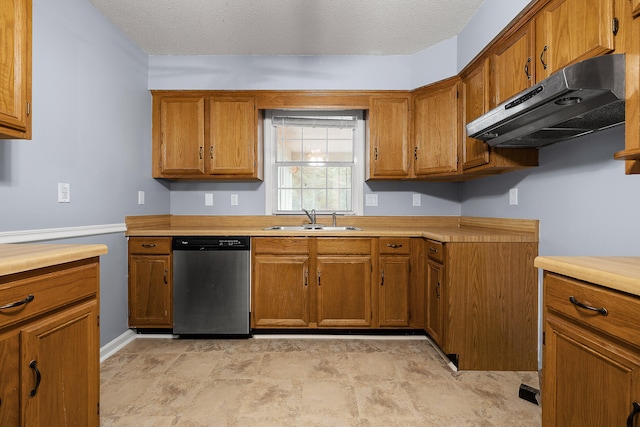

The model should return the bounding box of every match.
[413,80,459,175]
[158,97,205,175]
[0,0,30,138]
[426,260,444,346]
[208,97,256,176]
[543,315,640,427]
[0,333,19,426]
[378,256,410,327]
[492,23,535,106]
[21,301,99,427]
[535,0,614,79]
[128,255,171,327]
[317,256,372,327]
[368,97,410,179]
[462,59,491,169]
[252,255,310,327]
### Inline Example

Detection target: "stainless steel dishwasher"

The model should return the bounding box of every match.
[172,236,250,336]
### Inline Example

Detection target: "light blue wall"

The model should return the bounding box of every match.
[0,0,169,345]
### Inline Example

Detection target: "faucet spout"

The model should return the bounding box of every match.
[302,208,316,225]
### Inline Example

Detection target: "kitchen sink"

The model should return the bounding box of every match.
[263,225,361,231]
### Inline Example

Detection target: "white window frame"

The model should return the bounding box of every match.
[264,110,365,216]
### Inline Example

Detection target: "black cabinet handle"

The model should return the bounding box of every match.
[524,57,531,80]
[164,269,169,284]
[141,243,157,248]
[317,271,321,286]
[0,294,35,310]
[429,247,438,253]
[540,45,548,70]
[627,401,640,427]
[569,296,608,316]
[381,270,385,286]
[29,360,41,397]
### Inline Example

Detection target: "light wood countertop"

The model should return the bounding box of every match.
[535,256,640,297]
[0,244,108,276]
[125,215,539,243]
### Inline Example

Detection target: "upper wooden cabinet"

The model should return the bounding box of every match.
[0,0,31,139]
[491,22,536,107]
[367,96,411,179]
[534,0,615,80]
[152,93,262,180]
[412,77,460,176]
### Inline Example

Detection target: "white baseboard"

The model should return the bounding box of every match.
[100,329,137,363]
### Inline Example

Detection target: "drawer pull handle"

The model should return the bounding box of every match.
[627,401,640,427]
[29,360,41,397]
[0,294,35,310]
[386,244,403,248]
[569,296,608,316]
[141,244,157,248]
[429,247,438,253]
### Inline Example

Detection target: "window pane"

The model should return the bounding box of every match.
[278,189,301,211]
[302,189,326,211]
[277,166,302,189]
[326,140,353,162]
[303,140,327,163]
[301,127,327,140]
[327,189,352,211]
[301,166,326,189]
[277,139,302,162]
[328,127,354,139]
[327,167,351,188]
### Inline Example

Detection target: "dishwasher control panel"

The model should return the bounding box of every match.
[172,236,250,250]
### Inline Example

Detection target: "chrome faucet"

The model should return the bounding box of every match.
[302,208,316,225]
[332,211,337,227]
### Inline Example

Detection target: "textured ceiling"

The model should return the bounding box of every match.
[88,0,485,55]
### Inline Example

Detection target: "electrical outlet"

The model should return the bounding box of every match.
[231,194,238,206]
[58,183,70,203]
[138,191,145,205]
[412,193,421,207]
[205,193,214,206]
[365,194,378,206]
[509,188,518,206]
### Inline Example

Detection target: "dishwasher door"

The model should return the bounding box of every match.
[172,240,250,335]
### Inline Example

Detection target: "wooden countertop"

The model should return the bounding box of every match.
[125,215,540,243]
[535,256,640,297]
[0,244,108,276]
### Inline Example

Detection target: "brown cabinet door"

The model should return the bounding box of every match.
[21,301,99,427]
[0,0,31,139]
[156,97,205,176]
[368,97,410,179]
[252,255,310,327]
[413,78,460,176]
[128,254,172,327]
[207,97,258,177]
[0,333,19,426]
[425,259,444,347]
[543,313,640,427]
[462,59,491,169]
[316,256,372,327]
[491,23,535,106]
[378,255,410,327]
[535,0,615,80]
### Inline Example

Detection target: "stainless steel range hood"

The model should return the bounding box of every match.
[466,54,625,148]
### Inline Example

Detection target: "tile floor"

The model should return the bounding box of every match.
[100,336,541,426]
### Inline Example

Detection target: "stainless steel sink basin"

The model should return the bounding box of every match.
[263,225,361,231]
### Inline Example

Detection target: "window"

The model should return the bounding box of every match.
[265,110,364,215]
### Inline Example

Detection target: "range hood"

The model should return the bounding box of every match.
[466,54,625,148]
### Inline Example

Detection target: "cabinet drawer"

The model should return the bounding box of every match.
[0,261,98,329]
[317,238,371,255]
[426,240,444,262]
[379,238,411,255]
[544,272,640,348]
[253,237,309,254]
[129,237,171,254]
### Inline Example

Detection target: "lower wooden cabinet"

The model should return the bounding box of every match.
[378,238,411,327]
[542,272,640,426]
[128,237,172,328]
[0,258,100,426]
[426,257,445,346]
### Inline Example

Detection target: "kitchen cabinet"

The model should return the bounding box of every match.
[409,238,425,329]
[0,257,100,426]
[378,238,411,327]
[367,95,411,180]
[542,272,640,426]
[128,237,172,328]
[316,238,373,327]
[491,22,535,107]
[412,77,460,177]
[425,240,444,347]
[460,58,539,174]
[534,0,615,80]
[0,0,31,139]
[252,237,311,328]
[429,240,538,370]
[152,93,262,180]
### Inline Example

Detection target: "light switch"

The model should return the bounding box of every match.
[231,194,238,206]
[509,188,518,206]
[365,194,378,206]
[205,193,214,206]
[58,183,70,203]
[412,193,421,207]
[138,191,145,205]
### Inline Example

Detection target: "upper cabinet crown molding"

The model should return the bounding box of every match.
[0,0,32,139]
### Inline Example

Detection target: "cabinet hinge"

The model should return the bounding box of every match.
[97,314,100,327]
[612,17,619,36]
[26,102,31,117]
[542,331,545,345]
[456,90,459,99]
[97,402,100,415]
